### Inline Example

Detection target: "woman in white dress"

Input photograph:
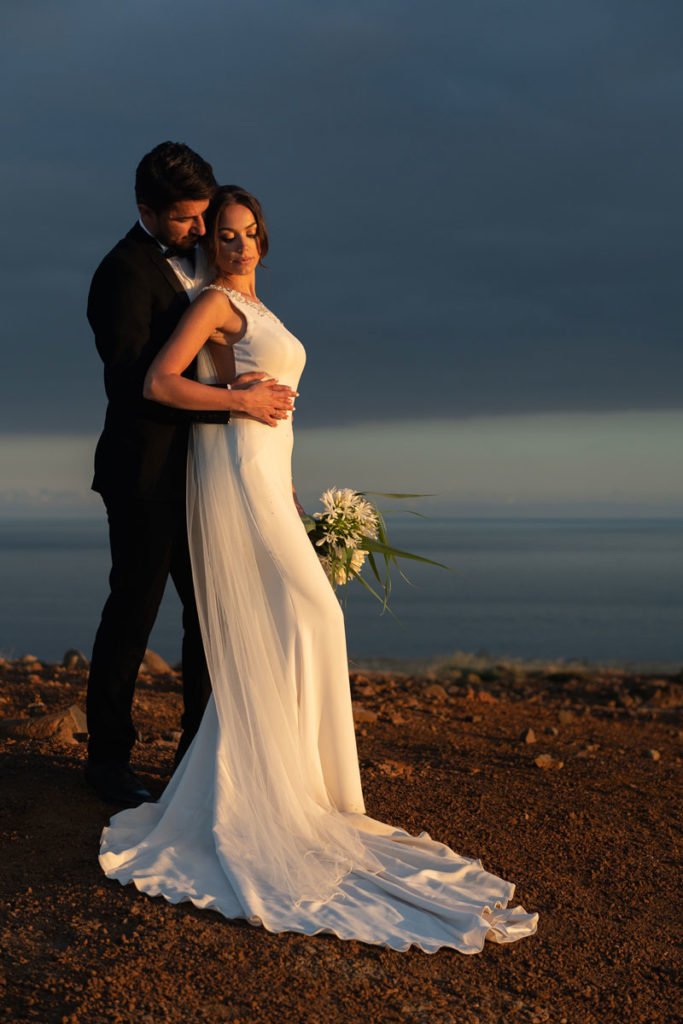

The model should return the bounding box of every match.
[99,186,538,953]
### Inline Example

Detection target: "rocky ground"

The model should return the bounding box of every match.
[0,652,681,1024]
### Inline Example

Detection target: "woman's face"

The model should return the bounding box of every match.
[215,203,260,275]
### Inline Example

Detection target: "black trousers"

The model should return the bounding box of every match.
[86,494,212,765]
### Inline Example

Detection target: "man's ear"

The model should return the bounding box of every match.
[137,203,157,233]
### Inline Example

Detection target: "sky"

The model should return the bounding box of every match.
[1,0,682,515]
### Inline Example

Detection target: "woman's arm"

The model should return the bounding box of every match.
[144,290,296,426]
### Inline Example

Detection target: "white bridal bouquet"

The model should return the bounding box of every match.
[302,488,446,610]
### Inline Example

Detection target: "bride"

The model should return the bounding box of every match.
[98,185,538,953]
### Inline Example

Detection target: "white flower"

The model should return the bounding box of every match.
[311,487,381,588]
[350,549,368,574]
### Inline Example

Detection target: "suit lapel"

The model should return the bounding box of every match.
[125,223,190,305]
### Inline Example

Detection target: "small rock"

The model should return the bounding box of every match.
[423,683,448,701]
[464,673,481,685]
[522,728,537,745]
[534,754,564,770]
[575,744,600,759]
[646,748,661,762]
[477,690,498,704]
[558,710,576,725]
[70,705,87,732]
[389,712,409,726]
[379,760,413,779]
[352,703,377,724]
[63,649,90,670]
[139,649,174,675]
[545,726,559,736]
[0,705,87,744]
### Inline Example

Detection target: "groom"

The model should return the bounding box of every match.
[86,141,294,805]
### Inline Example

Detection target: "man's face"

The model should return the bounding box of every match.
[138,198,210,251]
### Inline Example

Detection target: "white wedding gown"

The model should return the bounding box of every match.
[99,285,538,953]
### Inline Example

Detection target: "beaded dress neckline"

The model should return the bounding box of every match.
[202,283,282,325]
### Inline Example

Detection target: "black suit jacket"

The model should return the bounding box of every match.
[88,223,229,502]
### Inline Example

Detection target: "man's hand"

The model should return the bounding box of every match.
[235,375,297,426]
[231,372,269,389]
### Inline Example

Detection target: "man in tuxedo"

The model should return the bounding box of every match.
[85,141,294,805]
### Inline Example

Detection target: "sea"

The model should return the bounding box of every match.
[1,516,682,671]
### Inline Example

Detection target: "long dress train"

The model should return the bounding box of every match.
[99,285,538,953]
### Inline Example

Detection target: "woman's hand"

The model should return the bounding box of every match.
[235,377,297,426]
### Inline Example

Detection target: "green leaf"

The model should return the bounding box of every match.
[360,491,436,499]
[366,551,384,587]
[360,536,450,570]
[353,570,398,619]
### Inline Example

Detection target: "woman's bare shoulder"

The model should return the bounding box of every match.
[195,286,244,345]
[194,285,232,310]
[198,285,245,316]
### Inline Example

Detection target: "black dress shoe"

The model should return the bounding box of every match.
[85,761,153,806]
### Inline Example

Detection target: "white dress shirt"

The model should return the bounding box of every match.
[137,217,210,300]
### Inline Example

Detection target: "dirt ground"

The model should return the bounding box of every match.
[0,655,680,1024]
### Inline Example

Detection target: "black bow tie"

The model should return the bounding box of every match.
[164,245,197,268]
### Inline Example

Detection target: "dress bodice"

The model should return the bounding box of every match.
[200,284,306,392]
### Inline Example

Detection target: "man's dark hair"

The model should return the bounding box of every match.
[135,141,217,212]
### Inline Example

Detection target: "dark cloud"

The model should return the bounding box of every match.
[2,0,682,432]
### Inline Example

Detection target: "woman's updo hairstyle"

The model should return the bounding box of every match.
[203,185,270,267]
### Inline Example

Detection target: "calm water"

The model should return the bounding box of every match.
[1,517,682,669]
